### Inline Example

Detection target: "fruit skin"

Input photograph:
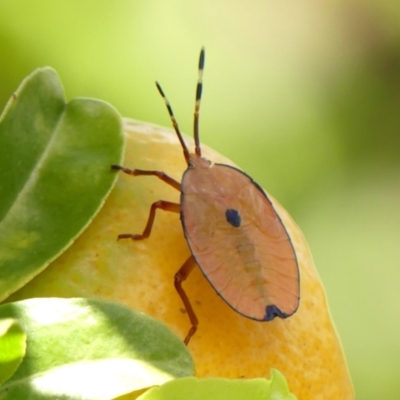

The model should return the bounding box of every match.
[6,119,354,399]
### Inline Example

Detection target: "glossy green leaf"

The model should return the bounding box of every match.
[0,318,26,385]
[136,369,296,400]
[0,298,194,399]
[268,369,297,400]
[0,68,124,301]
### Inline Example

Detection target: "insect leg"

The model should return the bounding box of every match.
[111,165,180,191]
[118,200,180,241]
[174,255,199,345]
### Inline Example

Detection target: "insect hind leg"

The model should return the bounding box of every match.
[175,255,199,345]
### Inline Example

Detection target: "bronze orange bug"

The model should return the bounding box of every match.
[112,48,300,344]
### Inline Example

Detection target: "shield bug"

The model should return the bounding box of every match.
[112,48,300,345]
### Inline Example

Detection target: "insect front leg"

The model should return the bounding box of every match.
[112,165,181,240]
[118,200,180,241]
[111,165,181,191]
[174,255,199,345]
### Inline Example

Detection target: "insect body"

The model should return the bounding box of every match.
[112,48,300,344]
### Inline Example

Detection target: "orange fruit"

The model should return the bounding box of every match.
[7,119,354,399]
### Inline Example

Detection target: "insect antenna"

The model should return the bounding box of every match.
[155,81,190,164]
[194,47,205,157]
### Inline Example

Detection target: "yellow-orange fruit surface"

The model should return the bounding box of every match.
[8,119,354,400]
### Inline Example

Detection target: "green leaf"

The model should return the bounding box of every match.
[0,318,26,385]
[136,369,296,400]
[268,369,297,400]
[0,67,124,301]
[0,298,194,399]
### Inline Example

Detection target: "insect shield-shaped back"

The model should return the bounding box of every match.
[181,159,299,321]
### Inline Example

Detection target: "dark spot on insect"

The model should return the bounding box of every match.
[225,209,241,227]
[264,304,289,321]
[180,308,187,314]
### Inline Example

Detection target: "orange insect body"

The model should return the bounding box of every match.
[113,48,300,344]
[181,158,299,321]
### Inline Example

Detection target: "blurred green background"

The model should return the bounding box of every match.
[1,1,399,398]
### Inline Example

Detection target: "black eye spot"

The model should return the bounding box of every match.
[225,209,241,227]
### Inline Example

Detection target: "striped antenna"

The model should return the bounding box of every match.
[194,47,205,157]
[155,81,190,163]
